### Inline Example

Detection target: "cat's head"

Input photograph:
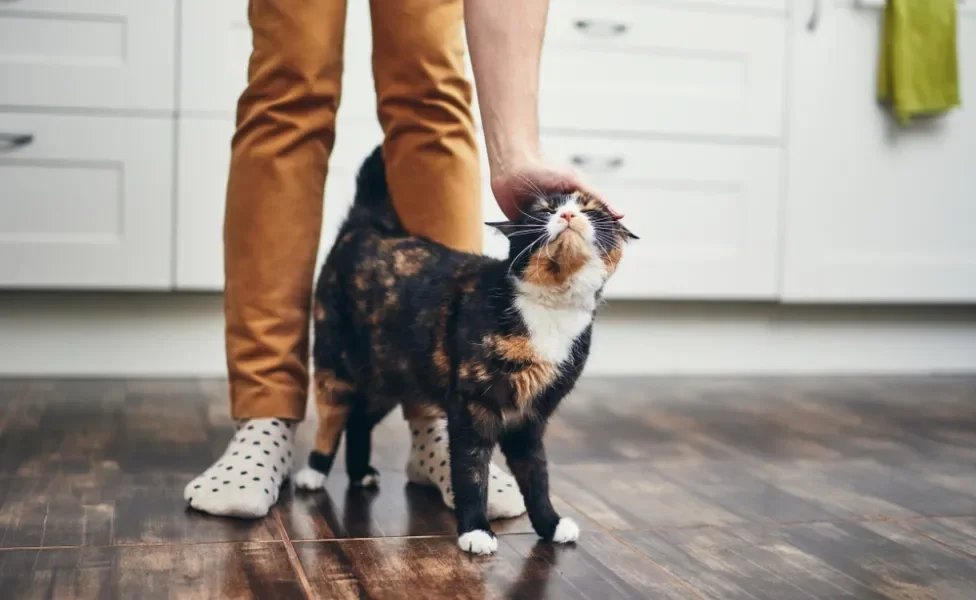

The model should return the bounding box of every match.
[488,192,637,299]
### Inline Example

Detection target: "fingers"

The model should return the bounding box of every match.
[491,167,625,221]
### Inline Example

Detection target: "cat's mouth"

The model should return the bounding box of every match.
[553,223,587,241]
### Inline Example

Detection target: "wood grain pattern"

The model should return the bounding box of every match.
[902,517,976,557]
[296,533,698,600]
[1,375,976,598]
[0,543,304,600]
[280,469,594,541]
[0,473,279,548]
[623,521,976,600]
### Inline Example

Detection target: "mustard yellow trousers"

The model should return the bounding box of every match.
[224,0,482,422]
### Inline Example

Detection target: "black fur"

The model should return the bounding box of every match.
[309,145,634,546]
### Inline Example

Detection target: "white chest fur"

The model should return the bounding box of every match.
[514,256,606,365]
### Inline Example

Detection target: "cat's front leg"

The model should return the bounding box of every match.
[500,421,578,544]
[447,406,497,555]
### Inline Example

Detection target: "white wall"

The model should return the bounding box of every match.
[2,293,975,377]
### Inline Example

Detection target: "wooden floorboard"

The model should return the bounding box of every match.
[1,376,975,598]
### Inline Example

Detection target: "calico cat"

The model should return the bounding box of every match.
[296,146,636,555]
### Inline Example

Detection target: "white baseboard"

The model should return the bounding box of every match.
[1,292,975,377]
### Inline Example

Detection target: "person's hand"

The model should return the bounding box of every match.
[490,159,623,222]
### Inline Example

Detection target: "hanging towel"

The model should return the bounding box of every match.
[878,0,961,125]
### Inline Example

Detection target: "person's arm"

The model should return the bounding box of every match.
[463,0,621,220]
[463,0,547,181]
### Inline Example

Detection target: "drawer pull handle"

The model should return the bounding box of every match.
[807,0,820,32]
[573,20,628,37]
[570,155,624,173]
[0,133,34,151]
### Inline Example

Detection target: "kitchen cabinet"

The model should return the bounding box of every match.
[782,1,976,302]
[0,113,174,289]
[0,0,176,111]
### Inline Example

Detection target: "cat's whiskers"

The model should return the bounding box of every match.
[515,205,548,225]
[507,232,547,278]
[515,173,549,202]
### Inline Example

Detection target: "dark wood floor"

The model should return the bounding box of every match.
[2,377,976,599]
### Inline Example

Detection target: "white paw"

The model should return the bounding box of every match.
[457,529,498,555]
[355,472,380,488]
[293,467,327,491]
[551,518,580,544]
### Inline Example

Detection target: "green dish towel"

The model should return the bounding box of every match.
[878,0,961,125]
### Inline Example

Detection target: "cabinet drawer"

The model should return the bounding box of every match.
[179,0,378,122]
[0,1,176,111]
[0,113,174,289]
[535,134,783,299]
[538,0,788,138]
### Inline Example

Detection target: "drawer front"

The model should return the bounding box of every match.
[539,0,788,138]
[537,134,783,298]
[180,0,378,122]
[0,113,174,289]
[0,1,176,111]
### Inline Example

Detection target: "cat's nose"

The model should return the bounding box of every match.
[559,211,575,222]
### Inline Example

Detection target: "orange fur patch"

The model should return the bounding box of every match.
[431,306,450,384]
[510,362,558,410]
[484,335,536,363]
[602,246,623,274]
[392,247,428,276]
[483,334,558,408]
[313,370,354,454]
[459,360,492,383]
[523,233,590,287]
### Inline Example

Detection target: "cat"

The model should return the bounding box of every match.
[296,145,636,554]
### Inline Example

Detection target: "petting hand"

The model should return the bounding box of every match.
[490,159,623,222]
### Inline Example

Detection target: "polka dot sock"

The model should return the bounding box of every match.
[405,417,526,520]
[184,417,295,519]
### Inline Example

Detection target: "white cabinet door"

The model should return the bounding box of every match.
[538,134,783,299]
[0,0,176,110]
[536,0,788,138]
[179,0,376,123]
[174,118,230,289]
[0,113,174,289]
[783,2,976,302]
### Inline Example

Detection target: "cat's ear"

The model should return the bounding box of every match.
[486,221,521,238]
[619,223,639,241]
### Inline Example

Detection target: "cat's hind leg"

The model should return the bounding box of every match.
[294,368,360,491]
[344,404,393,488]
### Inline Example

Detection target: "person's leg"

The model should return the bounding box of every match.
[369,0,524,520]
[185,0,347,518]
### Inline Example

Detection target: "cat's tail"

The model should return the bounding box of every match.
[346,144,405,235]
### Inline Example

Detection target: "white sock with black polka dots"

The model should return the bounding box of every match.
[184,417,296,519]
[405,417,526,520]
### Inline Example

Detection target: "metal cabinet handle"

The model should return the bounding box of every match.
[807,0,821,31]
[574,20,628,37]
[0,133,34,151]
[570,155,624,173]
